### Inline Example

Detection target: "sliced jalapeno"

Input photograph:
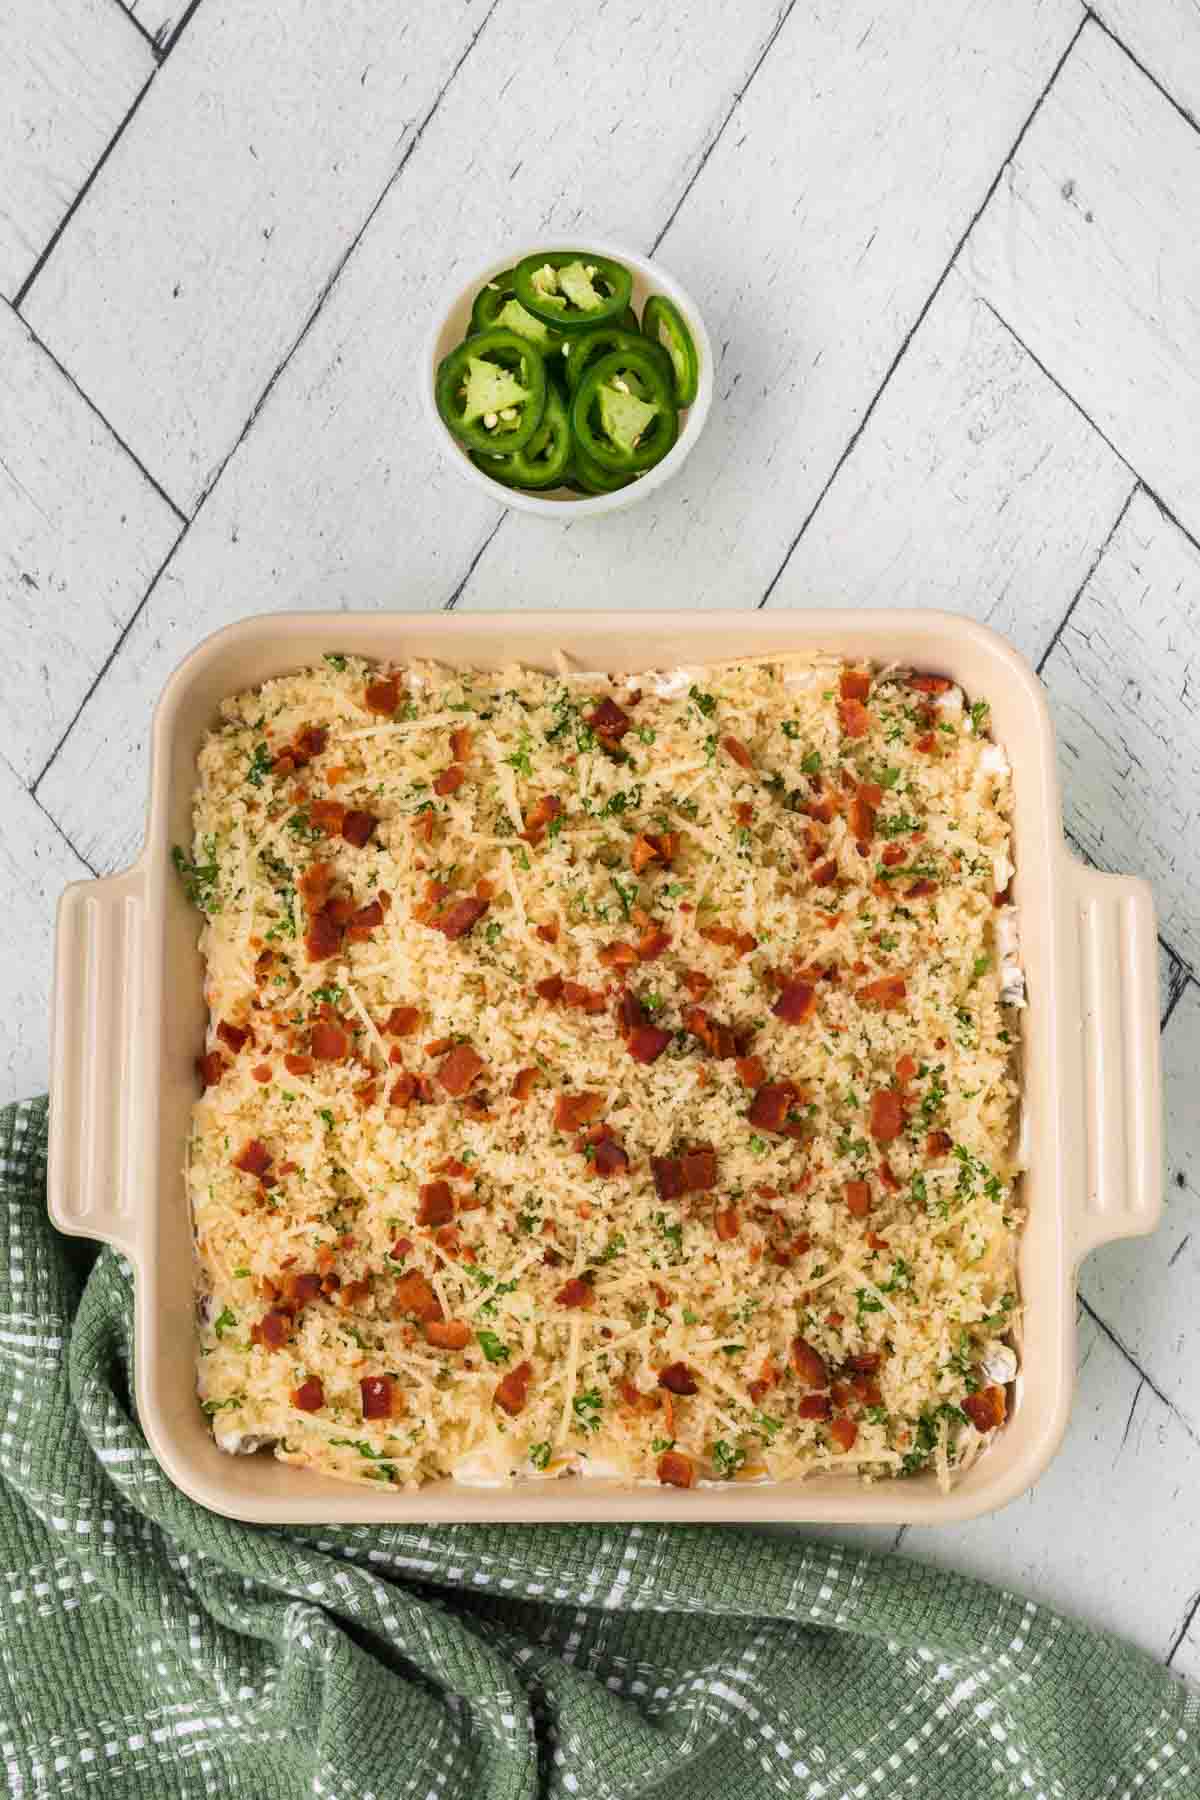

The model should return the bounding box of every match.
[472,270,565,359]
[572,346,678,474]
[641,295,699,407]
[435,328,547,455]
[563,325,673,395]
[469,269,517,334]
[513,252,633,331]
[471,383,571,490]
[572,444,636,494]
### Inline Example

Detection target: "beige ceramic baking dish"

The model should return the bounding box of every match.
[48,609,1162,1525]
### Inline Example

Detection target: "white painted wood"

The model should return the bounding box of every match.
[21,0,494,510]
[31,0,798,872]
[764,271,1133,666]
[455,0,1081,618]
[1094,0,1200,126]
[118,0,186,54]
[1041,489,1200,971]
[1081,981,1200,1441]
[0,761,90,1106]
[903,1308,1200,1662]
[0,303,181,784]
[964,23,1200,542]
[0,0,152,299]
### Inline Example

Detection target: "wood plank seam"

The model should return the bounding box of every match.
[649,0,801,257]
[1035,482,1138,676]
[444,516,507,612]
[1080,1294,1200,1455]
[9,305,187,524]
[31,790,97,878]
[980,299,1200,566]
[1161,973,1195,1033]
[1086,5,1200,135]
[28,0,507,798]
[754,10,1090,615]
[1167,1586,1200,1667]
[12,67,155,313]
[107,0,160,61]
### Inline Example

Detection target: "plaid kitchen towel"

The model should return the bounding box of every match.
[2,1097,1196,1800]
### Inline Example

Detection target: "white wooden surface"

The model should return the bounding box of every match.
[4,0,1200,1686]
[0,0,152,299]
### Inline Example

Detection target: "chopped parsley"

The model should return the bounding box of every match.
[171,839,221,915]
[476,1329,511,1365]
[212,1306,237,1340]
[246,741,273,787]
[711,1440,746,1478]
[529,1442,552,1471]
[572,1388,603,1434]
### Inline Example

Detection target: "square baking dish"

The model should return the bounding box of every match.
[48,609,1162,1525]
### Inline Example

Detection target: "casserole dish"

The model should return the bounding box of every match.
[47,609,1162,1524]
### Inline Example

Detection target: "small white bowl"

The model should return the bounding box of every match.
[422,237,713,519]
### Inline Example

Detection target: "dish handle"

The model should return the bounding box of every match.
[48,868,148,1260]
[1065,858,1163,1264]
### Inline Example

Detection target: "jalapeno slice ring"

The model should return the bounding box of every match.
[435,328,547,455]
[563,325,673,396]
[513,252,633,331]
[641,295,699,408]
[572,444,636,494]
[571,346,678,474]
[470,383,571,490]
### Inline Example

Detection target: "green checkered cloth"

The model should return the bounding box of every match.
[3,1099,1196,1798]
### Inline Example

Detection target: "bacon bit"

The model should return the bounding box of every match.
[390,1237,413,1261]
[536,974,565,1004]
[450,726,474,761]
[797,1393,832,1420]
[869,1089,905,1143]
[494,1359,533,1416]
[592,1135,630,1177]
[305,906,343,962]
[523,792,562,844]
[433,896,489,940]
[535,920,559,944]
[342,809,377,848]
[197,1051,228,1088]
[857,974,907,1009]
[412,810,436,844]
[909,672,953,694]
[849,787,879,842]
[734,1055,766,1090]
[844,1180,871,1218]
[364,677,399,715]
[865,1233,891,1254]
[906,879,938,898]
[292,1376,325,1412]
[681,1147,717,1192]
[926,1130,953,1158]
[554,1092,605,1132]
[915,733,936,754]
[251,1309,290,1351]
[292,726,327,765]
[511,1067,541,1104]
[878,1160,901,1193]
[840,670,872,702]
[423,1318,471,1350]
[388,1073,416,1107]
[651,1157,685,1201]
[311,1020,350,1062]
[435,1225,462,1257]
[627,1023,672,1064]
[658,1361,698,1396]
[630,834,659,874]
[250,1062,272,1084]
[285,1052,315,1077]
[424,1036,455,1057]
[563,980,607,1013]
[598,941,640,970]
[838,698,871,738]
[681,969,711,999]
[964,1385,1007,1433]
[417,1179,456,1228]
[881,844,906,868]
[714,1206,739,1241]
[735,802,754,828]
[773,980,816,1025]
[657,1450,694,1488]
[636,925,671,962]
[829,1415,859,1452]
[360,1375,395,1420]
[233,1139,272,1177]
[216,1019,250,1054]
[587,696,631,745]
[747,1082,799,1134]
[555,1277,594,1309]
[431,764,465,799]
[683,1006,737,1059]
[790,1337,829,1389]
[310,798,346,836]
[895,1053,917,1086]
[354,1079,377,1109]
[437,1043,485,1097]
[346,897,384,940]
[721,735,753,770]
[812,859,839,888]
[280,1270,322,1309]
[393,1270,442,1323]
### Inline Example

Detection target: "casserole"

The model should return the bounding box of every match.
[48,609,1162,1524]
